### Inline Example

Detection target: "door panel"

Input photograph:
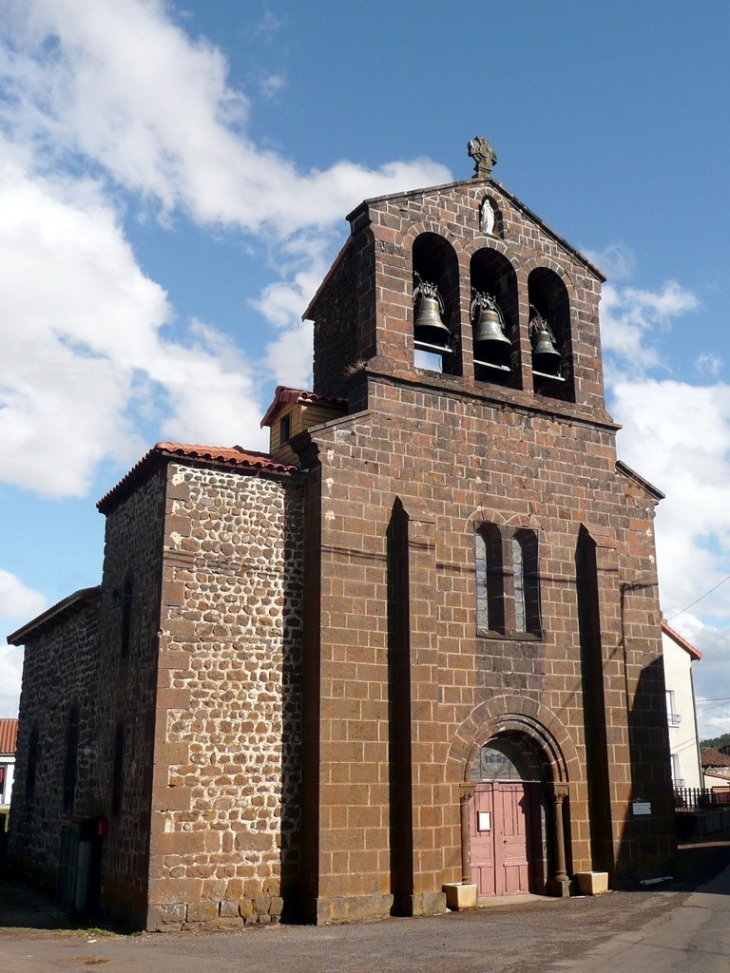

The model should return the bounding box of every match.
[472,782,532,896]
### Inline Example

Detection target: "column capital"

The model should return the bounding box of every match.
[549,782,569,803]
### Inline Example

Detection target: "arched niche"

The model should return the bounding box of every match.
[527,268,575,402]
[470,249,520,388]
[412,233,462,376]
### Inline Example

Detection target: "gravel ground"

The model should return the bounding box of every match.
[1,838,729,973]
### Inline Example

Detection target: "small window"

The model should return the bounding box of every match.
[476,525,542,638]
[62,704,79,815]
[280,414,291,445]
[111,724,125,816]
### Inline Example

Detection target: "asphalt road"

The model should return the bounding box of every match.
[2,851,730,973]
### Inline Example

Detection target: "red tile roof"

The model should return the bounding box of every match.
[98,442,299,514]
[661,618,702,660]
[701,748,730,768]
[260,387,346,428]
[0,719,18,754]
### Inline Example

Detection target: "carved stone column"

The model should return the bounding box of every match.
[459,786,474,884]
[549,782,570,897]
[443,785,477,911]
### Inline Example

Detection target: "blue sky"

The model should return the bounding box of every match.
[1,0,730,740]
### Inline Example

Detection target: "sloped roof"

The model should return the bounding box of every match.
[345,176,607,282]
[615,460,665,501]
[701,748,730,768]
[661,618,702,661]
[0,719,17,754]
[260,387,347,428]
[98,442,299,514]
[7,586,100,646]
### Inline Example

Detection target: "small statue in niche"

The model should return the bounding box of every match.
[480,197,496,234]
[468,135,498,178]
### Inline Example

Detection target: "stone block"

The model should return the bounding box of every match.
[186,901,218,923]
[442,883,478,910]
[576,871,609,895]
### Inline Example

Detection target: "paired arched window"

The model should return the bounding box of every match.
[475,525,542,638]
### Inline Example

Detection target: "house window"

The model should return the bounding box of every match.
[62,704,79,815]
[476,525,542,638]
[111,724,125,816]
[666,690,681,726]
[280,414,291,445]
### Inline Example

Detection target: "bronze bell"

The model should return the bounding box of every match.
[413,276,450,348]
[530,311,562,376]
[472,293,511,366]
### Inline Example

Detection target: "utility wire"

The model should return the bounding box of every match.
[667,573,730,621]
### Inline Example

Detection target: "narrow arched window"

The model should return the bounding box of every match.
[120,571,133,659]
[111,724,125,816]
[476,525,542,638]
[62,704,79,815]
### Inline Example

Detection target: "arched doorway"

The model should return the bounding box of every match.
[467,735,547,897]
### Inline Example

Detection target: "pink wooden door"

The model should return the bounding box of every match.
[471,783,531,896]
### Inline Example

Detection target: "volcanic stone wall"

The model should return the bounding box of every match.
[9,466,166,925]
[146,462,305,931]
[9,596,100,891]
[300,178,674,921]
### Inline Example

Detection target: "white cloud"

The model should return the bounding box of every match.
[614,379,730,616]
[0,570,45,717]
[585,242,635,282]
[0,0,451,498]
[0,645,24,718]
[0,0,450,235]
[696,352,723,379]
[0,569,46,621]
[600,279,699,375]
[0,141,267,496]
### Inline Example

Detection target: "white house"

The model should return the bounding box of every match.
[661,620,702,789]
[0,718,17,810]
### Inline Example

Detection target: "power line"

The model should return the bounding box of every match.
[668,572,730,621]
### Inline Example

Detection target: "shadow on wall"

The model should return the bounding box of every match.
[616,654,676,886]
[280,487,306,919]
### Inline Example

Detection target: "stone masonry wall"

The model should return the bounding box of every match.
[301,176,673,920]
[304,382,672,920]
[9,597,100,892]
[146,462,305,931]
[96,467,167,925]
[9,466,166,926]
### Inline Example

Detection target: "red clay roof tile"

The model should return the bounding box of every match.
[97,442,298,514]
[0,719,18,754]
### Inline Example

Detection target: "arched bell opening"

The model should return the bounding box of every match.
[527,269,575,402]
[469,250,520,388]
[466,731,569,897]
[412,234,462,376]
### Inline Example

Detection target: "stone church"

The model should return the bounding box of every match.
[8,140,675,930]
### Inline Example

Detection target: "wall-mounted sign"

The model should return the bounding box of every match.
[633,801,651,816]
[478,811,491,832]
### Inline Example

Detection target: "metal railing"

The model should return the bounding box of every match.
[674,786,730,810]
